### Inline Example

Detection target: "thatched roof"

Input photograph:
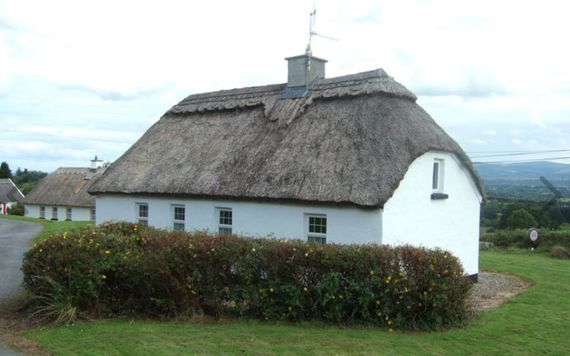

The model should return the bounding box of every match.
[0,178,24,203]
[89,69,483,208]
[22,168,103,208]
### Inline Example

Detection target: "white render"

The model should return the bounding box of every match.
[95,151,481,275]
[96,196,382,245]
[382,151,483,275]
[24,204,94,222]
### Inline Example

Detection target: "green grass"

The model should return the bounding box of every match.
[0,214,93,242]
[22,251,570,355]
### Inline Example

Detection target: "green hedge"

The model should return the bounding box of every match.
[22,223,471,329]
[483,228,570,250]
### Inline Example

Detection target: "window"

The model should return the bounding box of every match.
[65,207,72,221]
[172,205,185,231]
[307,215,327,244]
[39,206,45,219]
[90,208,96,221]
[217,208,232,235]
[432,159,444,192]
[137,203,149,226]
[51,207,58,220]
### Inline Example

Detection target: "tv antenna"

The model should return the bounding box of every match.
[305,4,337,69]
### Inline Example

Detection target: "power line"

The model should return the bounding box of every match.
[470,149,570,159]
[473,156,570,165]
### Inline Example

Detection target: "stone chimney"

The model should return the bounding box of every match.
[282,50,327,98]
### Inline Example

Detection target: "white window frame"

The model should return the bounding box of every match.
[217,208,232,236]
[136,203,149,226]
[51,207,58,220]
[90,208,96,221]
[432,159,444,192]
[65,207,72,221]
[39,206,45,219]
[306,214,327,244]
[172,204,186,231]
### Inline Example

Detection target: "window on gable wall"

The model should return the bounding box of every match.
[307,214,327,244]
[137,203,148,226]
[432,159,444,192]
[217,208,232,236]
[172,205,185,231]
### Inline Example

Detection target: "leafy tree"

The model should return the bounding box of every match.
[506,208,538,229]
[11,168,48,194]
[0,161,12,178]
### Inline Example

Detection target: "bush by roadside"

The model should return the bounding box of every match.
[22,222,471,330]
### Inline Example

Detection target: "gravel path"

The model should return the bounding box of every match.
[468,271,529,312]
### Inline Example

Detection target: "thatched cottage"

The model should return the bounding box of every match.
[89,53,484,278]
[0,178,24,215]
[24,160,104,221]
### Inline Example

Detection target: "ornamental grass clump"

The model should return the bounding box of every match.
[22,222,471,329]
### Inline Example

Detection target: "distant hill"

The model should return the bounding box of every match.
[474,161,570,200]
[475,161,570,181]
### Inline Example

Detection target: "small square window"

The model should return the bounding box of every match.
[217,208,232,235]
[172,205,185,231]
[137,203,149,226]
[307,214,327,244]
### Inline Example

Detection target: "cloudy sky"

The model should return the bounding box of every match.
[1,0,570,172]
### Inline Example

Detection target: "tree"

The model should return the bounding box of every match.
[0,162,12,178]
[506,208,538,229]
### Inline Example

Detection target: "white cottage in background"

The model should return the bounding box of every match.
[23,158,105,221]
[89,53,484,279]
[0,178,24,215]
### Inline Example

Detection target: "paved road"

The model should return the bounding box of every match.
[0,218,42,355]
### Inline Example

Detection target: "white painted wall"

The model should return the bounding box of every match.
[24,204,94,221]
[96,196,383,245]
[382,152,482,275]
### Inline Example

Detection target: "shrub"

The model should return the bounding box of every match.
[550,245,569,259]
[506,209,538,229]
[22,223,472,329]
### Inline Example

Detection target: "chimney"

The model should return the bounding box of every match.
[282,50,327,98]
[89,155,103,172]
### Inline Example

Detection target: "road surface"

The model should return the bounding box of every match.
[0,218,42,355]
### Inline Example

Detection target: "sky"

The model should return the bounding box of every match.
[1,0,570,172]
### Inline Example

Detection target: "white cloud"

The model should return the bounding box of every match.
[1,0,570,170]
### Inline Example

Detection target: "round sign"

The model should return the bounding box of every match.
[529,229,539,242]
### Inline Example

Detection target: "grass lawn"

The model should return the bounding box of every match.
[0,214,93,242]
[22,250,570,355]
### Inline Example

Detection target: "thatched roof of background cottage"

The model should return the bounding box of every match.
[22,168,103,208]
[0,178,24,204]
[89,69,484,208]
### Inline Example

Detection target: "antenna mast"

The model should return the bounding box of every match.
[305,4,337,70]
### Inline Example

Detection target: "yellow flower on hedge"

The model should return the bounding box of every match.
[101,274,107,280]
[303,287,308,292]
[251,247,256,252]
[269,288,274,293]
[105,250,111,255]
[370,270,375,275]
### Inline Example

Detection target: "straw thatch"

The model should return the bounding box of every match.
[23,168,103,207]
[0,178,24,203]
[89,69,483,208]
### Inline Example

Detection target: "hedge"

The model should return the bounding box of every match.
[483,228,570,250]
[22,223,471,329]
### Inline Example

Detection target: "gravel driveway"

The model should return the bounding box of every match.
[0,218,42,355]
